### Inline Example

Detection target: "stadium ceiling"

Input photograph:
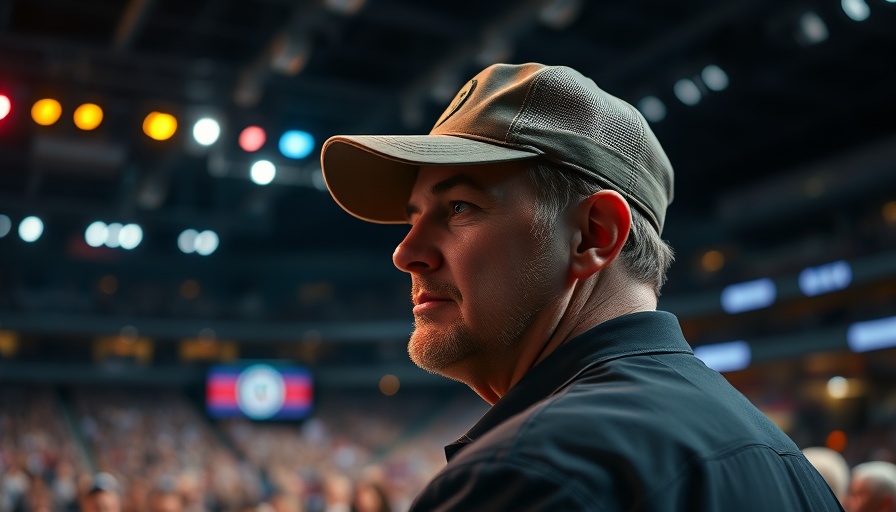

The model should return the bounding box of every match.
[1,0,895,317]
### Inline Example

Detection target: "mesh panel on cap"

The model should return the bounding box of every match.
[514,67,648,193]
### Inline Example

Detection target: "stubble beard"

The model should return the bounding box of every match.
[407,229,557,377]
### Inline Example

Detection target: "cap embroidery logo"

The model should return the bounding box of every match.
[434,79,477,128]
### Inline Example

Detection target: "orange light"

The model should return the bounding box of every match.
[701,250,725,273]
[73,103,103,130]
[143,111,177,141]
[825,430,847,452]
[31,98,62,126]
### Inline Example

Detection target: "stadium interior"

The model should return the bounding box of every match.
[1,0,895,510]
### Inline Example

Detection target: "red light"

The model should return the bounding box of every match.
[0,94,11,121]
[239,126,266,152]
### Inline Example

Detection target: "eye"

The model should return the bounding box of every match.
[450,201,471,215]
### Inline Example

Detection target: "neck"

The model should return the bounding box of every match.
[469,265,657,404]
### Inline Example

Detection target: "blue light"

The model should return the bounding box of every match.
[847,316,896,353]
[799,260,852,296]
[694,341,751,373]
[720,278,777,314]
[278,130,315,159]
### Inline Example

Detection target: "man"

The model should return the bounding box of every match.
[846,461,896,512]
[321,63,841,510]
[804,446,852,505]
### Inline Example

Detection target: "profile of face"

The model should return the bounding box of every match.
[845,477,895,512]
[393,162,568,383]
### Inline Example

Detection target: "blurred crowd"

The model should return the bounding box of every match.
[2,383,896,511]
[0,385,488,512]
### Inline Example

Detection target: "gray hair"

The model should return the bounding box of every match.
[524,161,675,297]
[802,447,850,501]
[851,461,896,499]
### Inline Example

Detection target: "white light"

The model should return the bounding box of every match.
[799,260,852,296]
[798,12,829,45]
[18,216,44,242]
[250,160,276,185]
[192,118,221,146]
[178,229,199,253]
[119,224,143,250]
[195,230,219,256]
[0,214,11,238]
[842,0,870,21]
[85,221,108,247]
[720,278,777,314]
[701,65,729,92]
[637,96,667,123]
[694,341,751,373]
[673,78,701,106]
[105,223,122,248]
[847,316,896,352]
[827,376,849,399]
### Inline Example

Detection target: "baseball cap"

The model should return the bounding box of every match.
[321,62,674,233]
[88,472,120,495]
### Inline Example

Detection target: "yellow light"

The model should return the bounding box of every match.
[701,250,725,273]
[31,98,62,126]
[143,111,177,141]
[73,103,103,130]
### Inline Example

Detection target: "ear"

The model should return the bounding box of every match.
[569,190,631,280]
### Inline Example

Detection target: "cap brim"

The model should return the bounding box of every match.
[321,134,540,224]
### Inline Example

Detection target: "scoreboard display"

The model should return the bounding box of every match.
[206,363,313,421]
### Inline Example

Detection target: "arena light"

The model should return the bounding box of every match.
[85,221,108,247]
[118,224,143,250]
[143,111,178,141]
[18,216,44,242]
[673,78,701,106]
[278,130,315,159]
[847,316,896,352]
[31,98,63,126]
[720,278,776,314]
[637,96,666,123]
[73,103,103,130]
[0,214,11,238]
[798,260,852,297]
[192,117,221,146]
[797,11,829,45]
[239,126,266,152]
[841,0,870,21]
[194,230,219,256]
[701,65,729,92]
[178,229,199,253]
[250,160,276,185]
[105,223,122,248]
[693,341,751,373]
[0,94,10,121]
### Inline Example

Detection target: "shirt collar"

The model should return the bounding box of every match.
[445,310,692,460]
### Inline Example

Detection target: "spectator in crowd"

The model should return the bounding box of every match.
[846,461,896,512]
[804,447,851,505]
[351,478,391,512]
[80,473,121,512]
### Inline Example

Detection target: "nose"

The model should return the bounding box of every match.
[393,219,442,274]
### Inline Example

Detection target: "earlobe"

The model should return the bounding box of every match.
[570,190,631,280]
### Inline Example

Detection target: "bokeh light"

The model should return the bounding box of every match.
[143,112,178,141]
[379,374,400,396]
[18,216,44,242]
[250,160,276,185]
[31,98,62,126]
[73,103,103,130]
[278,130,315,159]
[0,94,10,120]
[192,117,221,146]
[239,126,266,152]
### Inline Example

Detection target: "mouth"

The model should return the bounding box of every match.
[412,292,455,314]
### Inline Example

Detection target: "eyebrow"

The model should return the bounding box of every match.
[405,173,486,219]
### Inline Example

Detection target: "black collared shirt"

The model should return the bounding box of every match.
[410,311,842,511]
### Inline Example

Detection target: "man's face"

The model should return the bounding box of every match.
[846,477,893,512]
[393,162,568,380]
